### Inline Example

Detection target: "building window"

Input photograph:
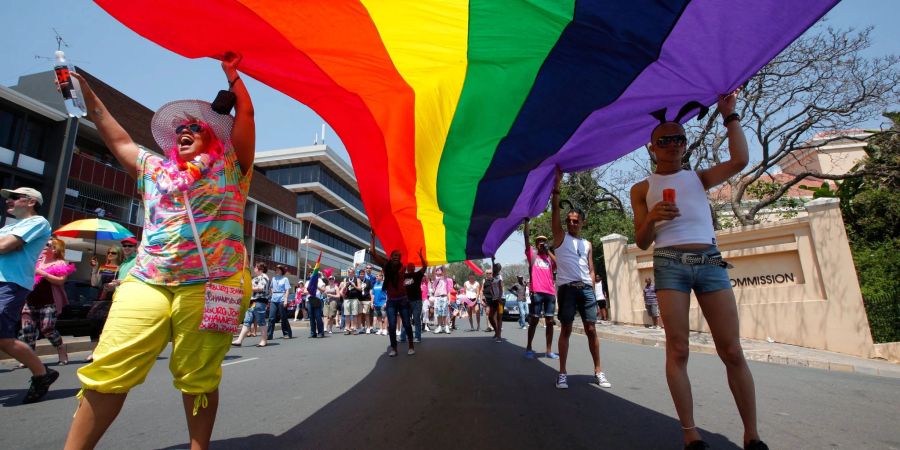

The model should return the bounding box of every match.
[263,163,365,211]
[0,109,20,152]
[307,225,364,256]
[296,193,370,242]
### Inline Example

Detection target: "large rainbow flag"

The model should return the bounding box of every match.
[95,0,837,264]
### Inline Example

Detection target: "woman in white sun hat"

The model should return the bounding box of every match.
[65,52,254,450]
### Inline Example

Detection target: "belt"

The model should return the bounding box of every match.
[653,248,733,269]
[562,281,587,289]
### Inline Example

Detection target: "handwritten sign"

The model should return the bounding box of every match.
[199,282,244,334]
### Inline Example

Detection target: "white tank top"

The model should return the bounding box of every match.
[464,281,479,298]
[646,170,716,248]
[555,233,592,285]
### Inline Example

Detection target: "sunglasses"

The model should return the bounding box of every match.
[45,242,53,248]
[107,251,119,255]
[656,134,687,147]
[122,244,136,248]
[566,218,580,225]
[175,123,204,135]
[7,194,26,201]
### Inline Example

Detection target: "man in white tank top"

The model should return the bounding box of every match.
[550,170,611,391]
[629,91,767,450]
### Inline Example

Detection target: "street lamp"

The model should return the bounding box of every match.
[302,206,348,280]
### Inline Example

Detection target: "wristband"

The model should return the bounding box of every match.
[228,76,241,89]
[723,112,740,126]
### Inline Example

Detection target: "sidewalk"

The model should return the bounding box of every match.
[572,321,900,379]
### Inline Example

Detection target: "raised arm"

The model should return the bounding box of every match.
[698,90,749,189]
[71,72,139,179]
[551,168,564,249]
[523,219,533,267]
[417,248,428,275]
[220,52,255,176]
[369,232,388,267]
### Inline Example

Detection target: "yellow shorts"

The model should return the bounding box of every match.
[77,271,251,395]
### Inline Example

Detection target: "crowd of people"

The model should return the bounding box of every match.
[0,50,766,450]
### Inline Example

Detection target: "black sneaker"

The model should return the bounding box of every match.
[744,440,769,450]
[685,441,710,450]
[23,367,59,404]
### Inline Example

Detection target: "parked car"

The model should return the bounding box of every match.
[56,280,100,337]
[502,291,524,321]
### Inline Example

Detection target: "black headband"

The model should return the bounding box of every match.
[650,101,709,127]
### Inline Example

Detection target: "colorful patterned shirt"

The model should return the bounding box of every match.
[131,148,251,286]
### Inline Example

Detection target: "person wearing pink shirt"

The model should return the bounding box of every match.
[523,220,559,360]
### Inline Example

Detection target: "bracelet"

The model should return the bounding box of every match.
[681,425,697,431]
[723,112,740,126]
[228,76,241,88]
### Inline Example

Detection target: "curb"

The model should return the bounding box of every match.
[570,323,900,380]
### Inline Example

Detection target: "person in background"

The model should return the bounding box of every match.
[511,275,528,330]
[342,270,362,335]
[232,262,269,347]
[643,278,661,329]
[324,276,341,334]
[595,274,610,324]
[84,244,123,362]
[292,282,306,322]
[400,257,428,344]
[630,91,765,450]
[523,221,559,360]
[0,187,58,404]
[430,266,452,334]
[372,272,388,335]
[20,237,75,365]
[463,273,481,331]
[448,282,459,331]
[306,272,325,338]
[267,265,292,340]
[482,263,504,342]
[360,264,376,334]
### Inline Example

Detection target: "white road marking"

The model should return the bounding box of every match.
[222,357,259,367]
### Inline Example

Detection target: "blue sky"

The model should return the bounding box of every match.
[2,0,897,265]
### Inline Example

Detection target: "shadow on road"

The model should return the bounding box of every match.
[0,387,81,407]
[161,334,736,449]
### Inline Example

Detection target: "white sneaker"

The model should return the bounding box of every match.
[592,372,612,388]
[407,349,416,356]
[388,349,397,357]
[556,373,568,389]
[433,327,442,334]
[425,326,432,332]
[444,326,451,333]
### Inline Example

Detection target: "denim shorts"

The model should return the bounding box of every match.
[0,282,30,339]
[557,284,597,324]
[434,296,449,316]
[529,292,556,318]
[243,301,267,327]
[646,303,660,317]
[653,247,732,294]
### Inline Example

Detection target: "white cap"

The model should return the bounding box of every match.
[1,187,43,205]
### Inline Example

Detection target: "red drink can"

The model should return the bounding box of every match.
[663,188,676,203]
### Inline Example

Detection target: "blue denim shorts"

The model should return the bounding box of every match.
[243,301,267,326]
[0,282,30,339]
[557,284,597,324]
[529,292,556,318]
[653,247,732,294]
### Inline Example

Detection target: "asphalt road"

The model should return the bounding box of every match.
[1,322,899,449]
